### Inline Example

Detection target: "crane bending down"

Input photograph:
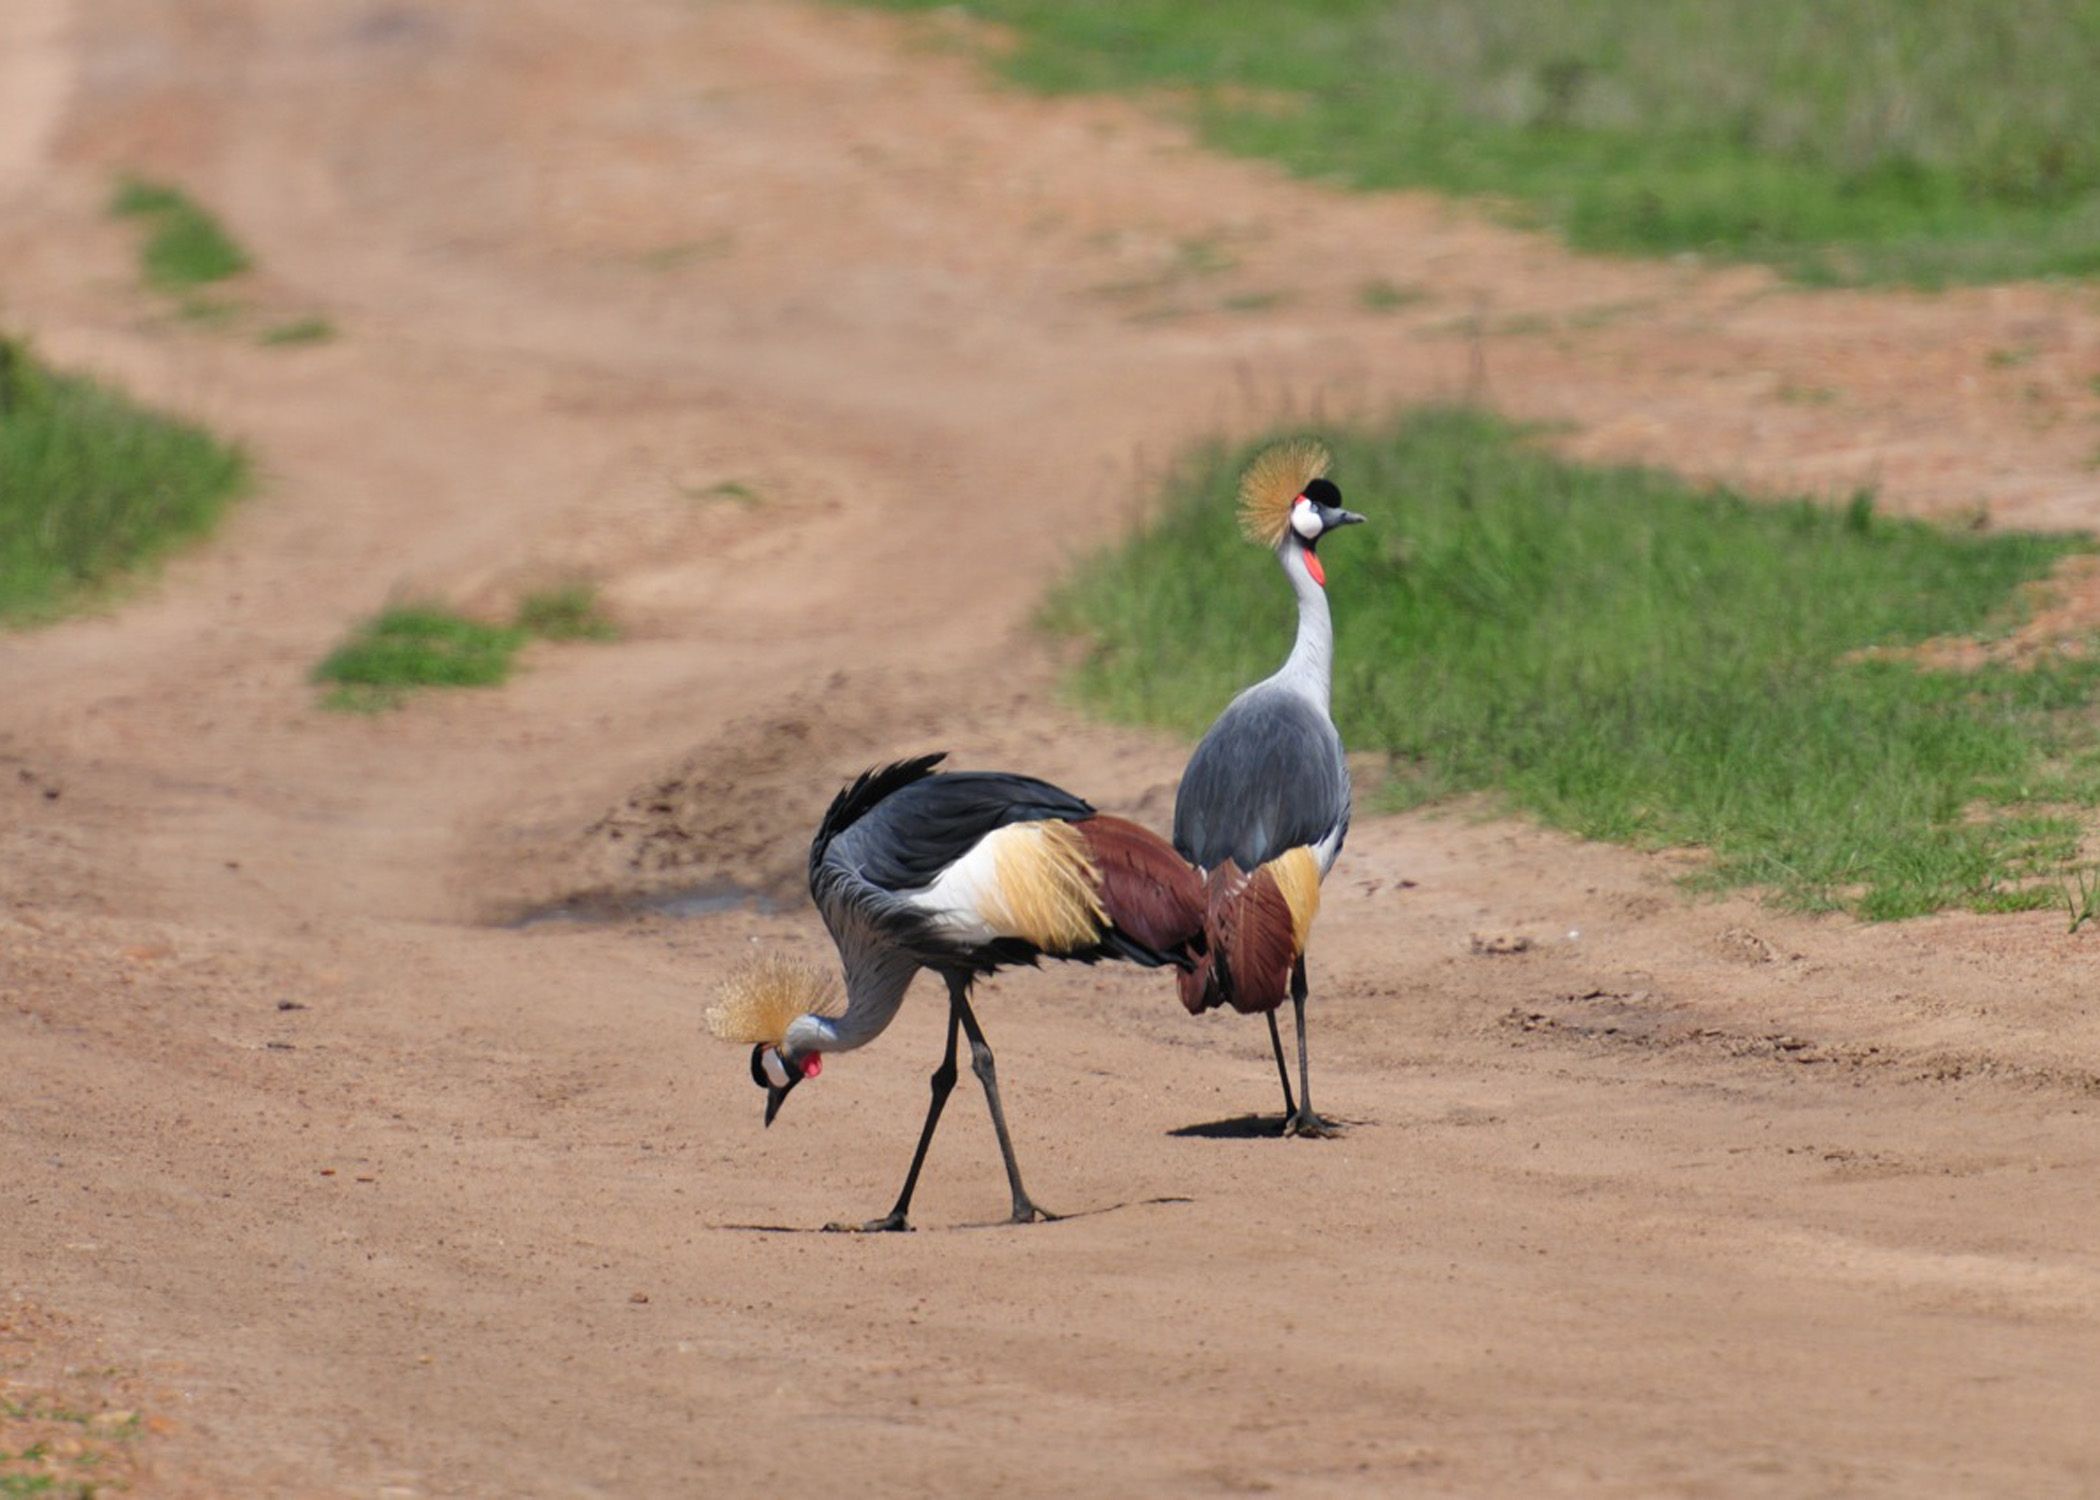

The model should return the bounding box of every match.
[1173,439,1365,1137]
[708,753,1205,1231]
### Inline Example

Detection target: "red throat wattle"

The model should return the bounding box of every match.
[801,1054,823,1080]
[1304,550,1326,587]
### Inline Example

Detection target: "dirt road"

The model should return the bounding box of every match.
[5,3,2100,1495]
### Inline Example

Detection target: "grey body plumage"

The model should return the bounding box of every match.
[1174,683,1351,877]
[1171,456,1364,1135]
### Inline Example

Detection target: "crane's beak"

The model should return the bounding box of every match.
[752,1043,820,1127]
[1326,505,1366,530]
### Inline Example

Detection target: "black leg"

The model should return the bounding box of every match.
[1285,956,1339,1138]
[953,980,1058,1225]
[826,988,962,1233]
[1264,1009,1298,1121]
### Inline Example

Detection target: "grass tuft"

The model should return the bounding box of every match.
[313,605,526,712]
[2064,866,2100,933]
[315,587,619,711]
[859,0,2100,287]
[110,177,251,289]
[259,317,337,348]
[0,336,249,624]
[515,582,619,641]
[1043,409,2100,919]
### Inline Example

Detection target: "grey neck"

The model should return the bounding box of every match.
[783,932,920,1056]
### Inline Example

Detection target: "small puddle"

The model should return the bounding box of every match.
[502,880,774,929]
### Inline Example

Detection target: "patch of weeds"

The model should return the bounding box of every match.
[2064,866,2100,933]
[110,177,250,290]
[313,604,526,712]
[110,176,329,337]
[0,335,249,624]
[1094,229,1252,312]
[1173,235,1240,277]
[1220,289,1290,313]
[1494,311,1557,337]
[1987,344,2041,369]
[1777,383,1840,406]
[0,1395,146,1500]
[515,582,618,641]
[315,587,619,711]
[1564,299,1653,331]
[636,234,735,271]
[259,317,337,347]
[1358,278,1429,313]
[681,479,767,506]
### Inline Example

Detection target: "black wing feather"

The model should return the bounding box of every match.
[809,753,946,889]
[811,757,1098,897]
[838,769,1096,894]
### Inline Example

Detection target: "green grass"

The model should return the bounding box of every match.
[315,587,618,710]
[314,606,527,711]
[0,337,249,624]
[1,1394,143,1500]
[861,0,2100,286]
[514,582,619,641]
[1043,410,2100,919]
[1358,278,1431,314]
[108,177,340,343]
[110,178,251,289]
[259,316,337,347]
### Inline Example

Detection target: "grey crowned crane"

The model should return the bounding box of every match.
[1173,439,1365,1137]
[707,753,1205,1231]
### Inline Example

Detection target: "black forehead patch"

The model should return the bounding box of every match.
[1302,477,1342,506]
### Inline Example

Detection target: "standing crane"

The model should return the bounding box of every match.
[1172,438,1365,1137]
[707,752,1205,1231]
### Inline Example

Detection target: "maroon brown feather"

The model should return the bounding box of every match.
[1176,948,1221,1015]
[1074,815,1206,957]
[1202,860,1297,1016]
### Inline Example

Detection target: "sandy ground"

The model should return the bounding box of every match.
[5,2,2100,1495]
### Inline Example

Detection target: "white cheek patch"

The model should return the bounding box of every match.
[760,1048,792,1089]
[1290,497,1322,540]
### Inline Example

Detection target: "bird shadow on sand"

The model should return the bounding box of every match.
[1169,1113,1371,1139]
[711,1196,1195,1234]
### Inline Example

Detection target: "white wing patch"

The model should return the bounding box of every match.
[909,825,1016,945]
[905,821,1103,951]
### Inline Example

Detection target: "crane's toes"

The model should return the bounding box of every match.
[824,1213,912,1233]
[1009,1201,1063,1226]
[1283,1112,1343,1139]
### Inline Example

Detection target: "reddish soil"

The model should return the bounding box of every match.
[6,3,2100,1495]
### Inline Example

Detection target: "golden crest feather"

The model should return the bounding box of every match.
[1237,437,1333,548]
[705,951,839,1047]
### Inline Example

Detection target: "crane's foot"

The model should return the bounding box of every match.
[1283,1110,1343,1139]
[824,1212,912,1233]
[1008,1200,1063,1226]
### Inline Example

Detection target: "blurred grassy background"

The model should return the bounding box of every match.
[867,0,2100,285]
[1043,413,2100,919]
